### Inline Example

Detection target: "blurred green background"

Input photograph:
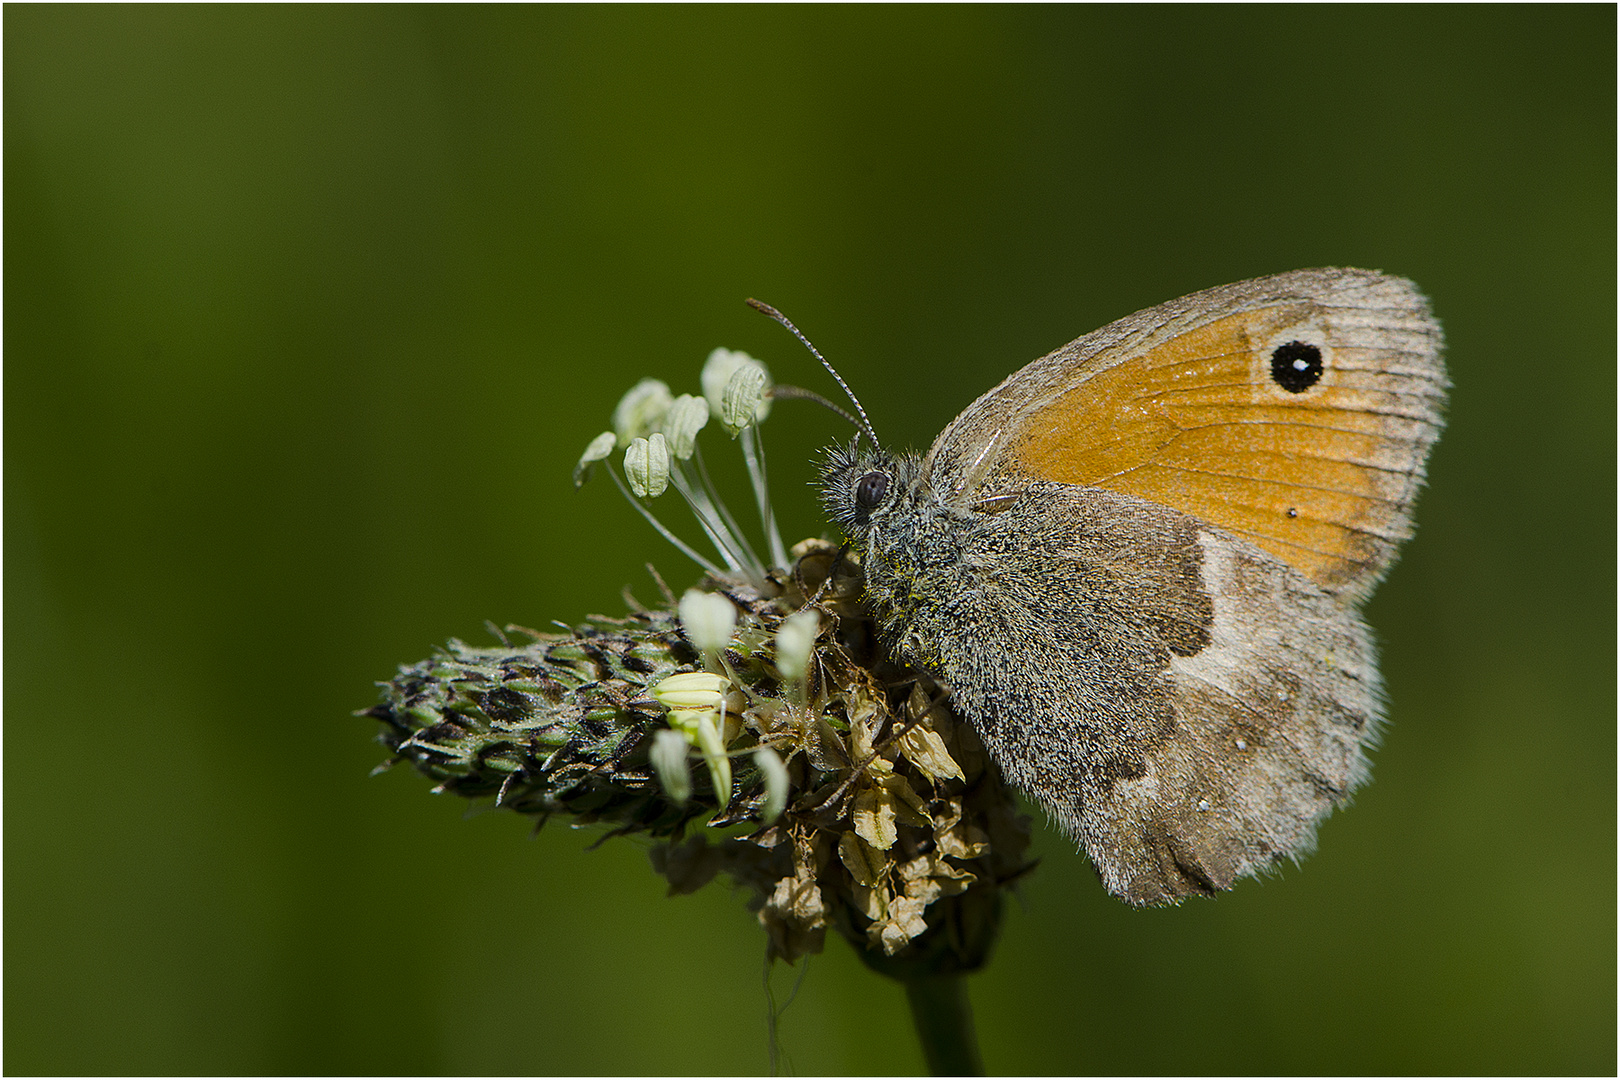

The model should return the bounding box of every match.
[7,6,1613,1075]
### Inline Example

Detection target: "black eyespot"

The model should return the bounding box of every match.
[1286,507,1299,519]
[855,471,889,509]
[1270,341,1323,393]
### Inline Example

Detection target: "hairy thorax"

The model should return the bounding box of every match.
[859,495,979,671]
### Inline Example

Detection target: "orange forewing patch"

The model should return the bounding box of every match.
[1006,312,1431,589]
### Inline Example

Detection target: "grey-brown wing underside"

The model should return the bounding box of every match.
[926,483,1380,906]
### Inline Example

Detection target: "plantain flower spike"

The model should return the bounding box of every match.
[367,338,1032,1051]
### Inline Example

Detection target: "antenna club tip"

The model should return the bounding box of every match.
[745,297,783,320]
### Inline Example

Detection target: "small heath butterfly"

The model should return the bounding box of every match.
[808,268,1447,906]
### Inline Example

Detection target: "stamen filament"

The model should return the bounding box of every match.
[605,463,725,576]
[667,463,762,581]
[740,425,788,569]
[693,444,763,571]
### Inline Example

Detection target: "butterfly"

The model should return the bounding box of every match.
[814,268,1447,905]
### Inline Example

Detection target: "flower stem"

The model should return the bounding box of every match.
[903,974,985,1076]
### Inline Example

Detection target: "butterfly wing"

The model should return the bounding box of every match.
[921,268,1447,600]
[888,268,1444,903]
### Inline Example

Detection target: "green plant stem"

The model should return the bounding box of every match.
[904,974,985,1076]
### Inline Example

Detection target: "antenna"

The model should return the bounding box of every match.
[769,384,861,429]
[746,298,880,447]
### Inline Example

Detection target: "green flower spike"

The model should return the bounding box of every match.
[367,341,1032,1077]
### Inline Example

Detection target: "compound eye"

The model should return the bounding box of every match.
[855,471,889,509]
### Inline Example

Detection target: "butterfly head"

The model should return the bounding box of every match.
[818,438,926,545]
